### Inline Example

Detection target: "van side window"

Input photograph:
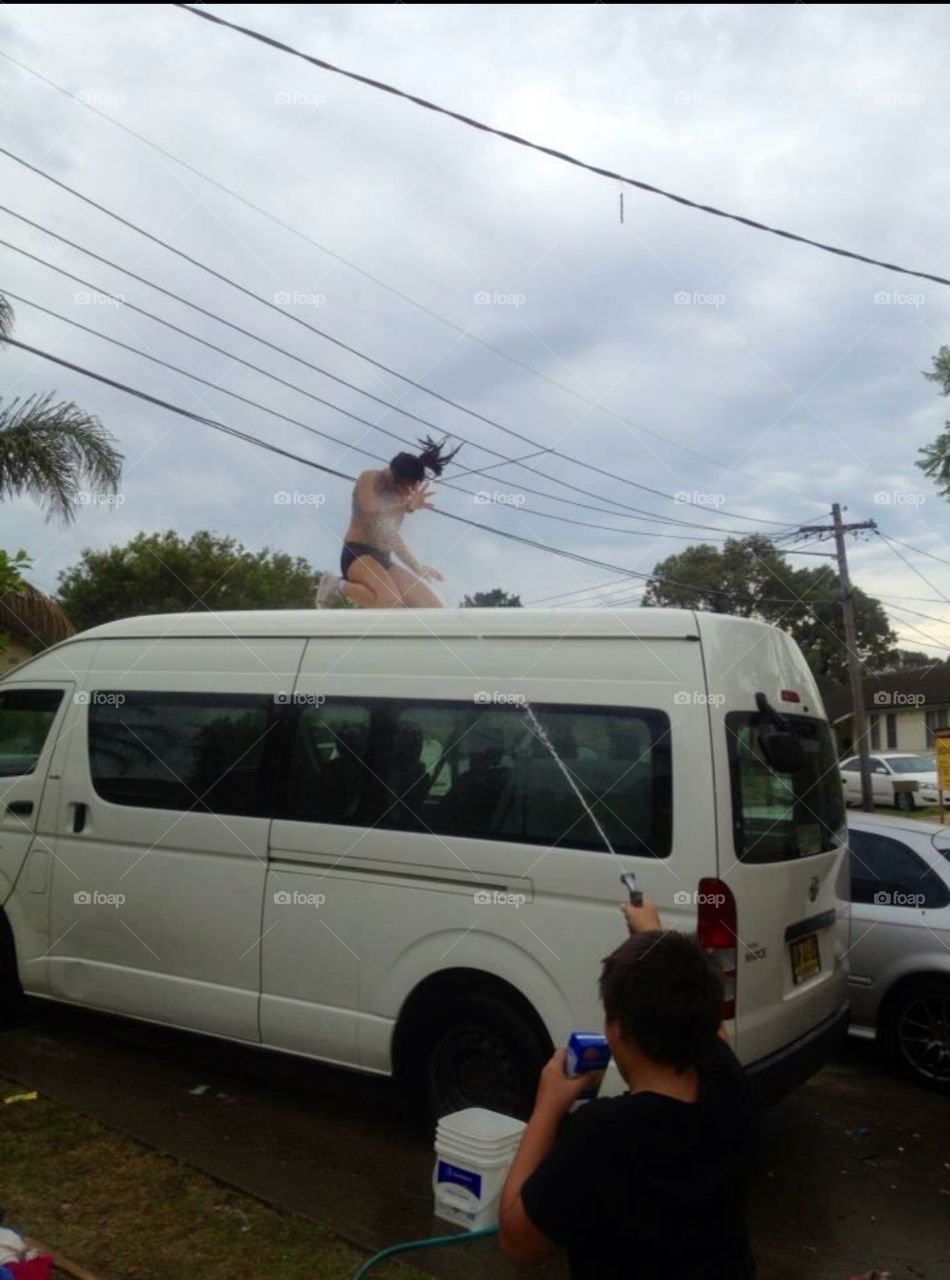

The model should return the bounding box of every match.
[88,692,274,817]
[0,688,64,777]
[848,831,950,909]
[727,713,845,863]
[283,699,672,858]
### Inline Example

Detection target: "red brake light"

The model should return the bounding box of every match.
[780,690,801,702]
[696,877,737,1021]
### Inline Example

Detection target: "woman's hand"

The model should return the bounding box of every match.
[419,565,444,582]
[405,483,436,512]
[620,898,662,934]
[533,1047,600,1118]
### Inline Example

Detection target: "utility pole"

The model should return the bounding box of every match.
[798,505,877,811]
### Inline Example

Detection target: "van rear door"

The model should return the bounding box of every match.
[698,616,849,1069]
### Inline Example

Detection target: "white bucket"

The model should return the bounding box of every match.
[433,1108,525,1232]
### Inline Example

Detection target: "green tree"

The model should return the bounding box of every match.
[0,296,123,521]
[880,648,943,670]
[643,535,896,685]
[917,346,950,496]
[460,588,522,607]
[0,548,31,653]
[58,530,318,630]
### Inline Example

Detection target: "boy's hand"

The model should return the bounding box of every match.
[533,1048,601,1117]
[620,899,662,934]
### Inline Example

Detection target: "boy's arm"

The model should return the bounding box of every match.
[499,1049,596,1265]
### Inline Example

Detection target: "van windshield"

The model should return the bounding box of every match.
[726,713,846,863]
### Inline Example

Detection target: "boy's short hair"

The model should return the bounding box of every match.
[599,931,723,1071]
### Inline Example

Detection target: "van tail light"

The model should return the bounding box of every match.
[697,877,737,1020]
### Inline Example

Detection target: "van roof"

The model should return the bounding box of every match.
[70,606,706,642]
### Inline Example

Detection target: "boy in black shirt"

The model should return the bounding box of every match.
[499,900,756,1280]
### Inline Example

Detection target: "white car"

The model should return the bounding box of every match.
[839,751,945,811]
[846,813,950,1089]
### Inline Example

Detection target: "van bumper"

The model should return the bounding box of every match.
[745,1002,849,1111]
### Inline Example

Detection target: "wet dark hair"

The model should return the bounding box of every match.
[389,435,462,486]
[599,931,723,1071]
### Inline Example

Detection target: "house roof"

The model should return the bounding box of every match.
[824,663,950,722]
[0,584,75,652]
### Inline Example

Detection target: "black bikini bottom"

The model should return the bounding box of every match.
[341,541,393,578]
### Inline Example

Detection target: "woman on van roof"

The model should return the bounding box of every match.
[316,436,461,609]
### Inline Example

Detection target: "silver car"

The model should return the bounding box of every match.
[846,813,950,1089]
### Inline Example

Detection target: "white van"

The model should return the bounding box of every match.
[0,607,849,1116]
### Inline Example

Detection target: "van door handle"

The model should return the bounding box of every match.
[72,802,88,834]
[7,800,33,816]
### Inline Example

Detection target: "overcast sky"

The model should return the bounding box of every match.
[2,3,949,649]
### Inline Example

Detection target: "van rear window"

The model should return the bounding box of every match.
[0,688,64,777]
[726,713,845,863]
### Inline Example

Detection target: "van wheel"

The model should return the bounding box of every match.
[896,791,916,812]
[0,911,25,1028]
[424,994,550,1121]
[883,979,950,1091]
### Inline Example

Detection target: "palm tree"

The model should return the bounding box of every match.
[0,295,123,521]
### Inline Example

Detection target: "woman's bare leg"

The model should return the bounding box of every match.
[344,555,403,608]
[389,564,442,608]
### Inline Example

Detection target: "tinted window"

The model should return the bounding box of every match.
[0,688,64,777]
[727,714,846,863]
[283,699,672,858]
[888,755,934,773]
[840,757,860,771]
[848,830,950,909]
[89,692,275,816]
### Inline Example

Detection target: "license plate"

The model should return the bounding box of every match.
[790,933,821,985]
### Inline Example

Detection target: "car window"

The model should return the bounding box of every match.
[0,688,64,777]
[869,759,887,774]
[840,757,859,771]
[887,755,935,773]
[848,829,950,909]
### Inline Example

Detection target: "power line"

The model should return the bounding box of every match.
[0,47,823,510]
[0,149,796,530]
[0,215,787,539]
[176,3,950,291]
[4,286,766,545]
[877,530,950,576]
[2,334,836,604]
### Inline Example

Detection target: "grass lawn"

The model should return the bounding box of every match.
[0,1077,430,1280]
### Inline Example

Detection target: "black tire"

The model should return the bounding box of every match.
[896,790,916,812]
[882,978,950,1091]
[0,910,25,1028]
[423,994,550,1120]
